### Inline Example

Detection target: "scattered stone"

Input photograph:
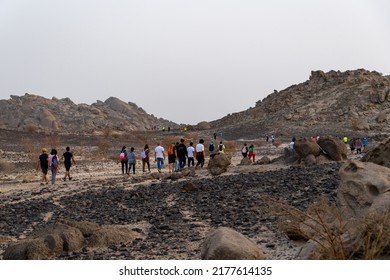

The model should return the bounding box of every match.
[201,227,266,260]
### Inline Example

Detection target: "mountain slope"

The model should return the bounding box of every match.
[210,69,390,139]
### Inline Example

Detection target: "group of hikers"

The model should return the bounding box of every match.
[36,146,76,185]
[118,139,229,175]
[36,133,369,184]
[343,136,368,154]
[286,135,369,154]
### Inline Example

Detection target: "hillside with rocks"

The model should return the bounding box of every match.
[210,69,390,139]
[0,95,177,133]
[1,69,389,139]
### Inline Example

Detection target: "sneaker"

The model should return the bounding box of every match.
[69,177,72,181]
[63,178,66,181]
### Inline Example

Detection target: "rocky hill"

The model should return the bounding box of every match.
[1,69,389,138]
[210,69,390,139]
[0,95,177,133]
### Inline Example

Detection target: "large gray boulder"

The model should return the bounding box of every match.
[337,160,390,220]
[293,139,320,160]
[201,227,266,260]
[317,136,347,161]
[361,137,390,168]
[208,154,231,176]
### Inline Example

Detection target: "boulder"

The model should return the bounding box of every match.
[361,137,390,168]
[30,223,84,252]
[257,156,271,165]
[57,219,101,237]
[201,227,266,260]
[239,157,252,166]
[317,136,347,161]
[3,239,51,260]
[87,226,139,248]
[304,154,317,166]
[196,121,211,130]
[293,139,320,160]
[208,154,231,176]
[337,160,390,220]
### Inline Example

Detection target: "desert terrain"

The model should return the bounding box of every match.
[1,69,389,260]
[1,128,382,260]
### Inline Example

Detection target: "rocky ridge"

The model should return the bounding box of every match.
[210,69,390,139]
[0,95,177,133]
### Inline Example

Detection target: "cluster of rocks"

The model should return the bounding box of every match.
[293,136,347,165]
[293,137,390,259]
[3,219,140,260]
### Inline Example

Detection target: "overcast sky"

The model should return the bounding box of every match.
[1,0,389,124]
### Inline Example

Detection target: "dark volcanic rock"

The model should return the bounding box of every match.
[1,162,341,260]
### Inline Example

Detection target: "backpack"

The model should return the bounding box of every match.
[241,146,247,153]
[51,156,58,169]
[119,152,126,161]
[140,149,146,159]
[208,144,214,152]
[218,144,223,151]
[167,146,174,155]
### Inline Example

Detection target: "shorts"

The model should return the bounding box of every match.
[168,155,176,164]
[65,163,71,171]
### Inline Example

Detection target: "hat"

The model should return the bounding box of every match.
[42,147,48,153]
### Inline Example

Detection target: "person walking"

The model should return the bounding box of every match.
[355,138,363,154]
[61,146,76,181]
[362,137,368,150]
[208,141,217,159]
[174,142,180,171]
[187,141,195,167]
[154,142,165,173]
[349,138,356,154]
[241,143,248,158]
[289,137,296,150]
[36,147,49,185]
[120,146,128,174]
[127,147,136,174]
[141,144,151,173]
[195,139,205,168]
[218,141,225,154]
[248,144,256,163]
[176,138,187,169]
[48,148,60,185]
[167,142,176,173]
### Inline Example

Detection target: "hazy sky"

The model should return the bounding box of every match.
[1,0,389,124]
